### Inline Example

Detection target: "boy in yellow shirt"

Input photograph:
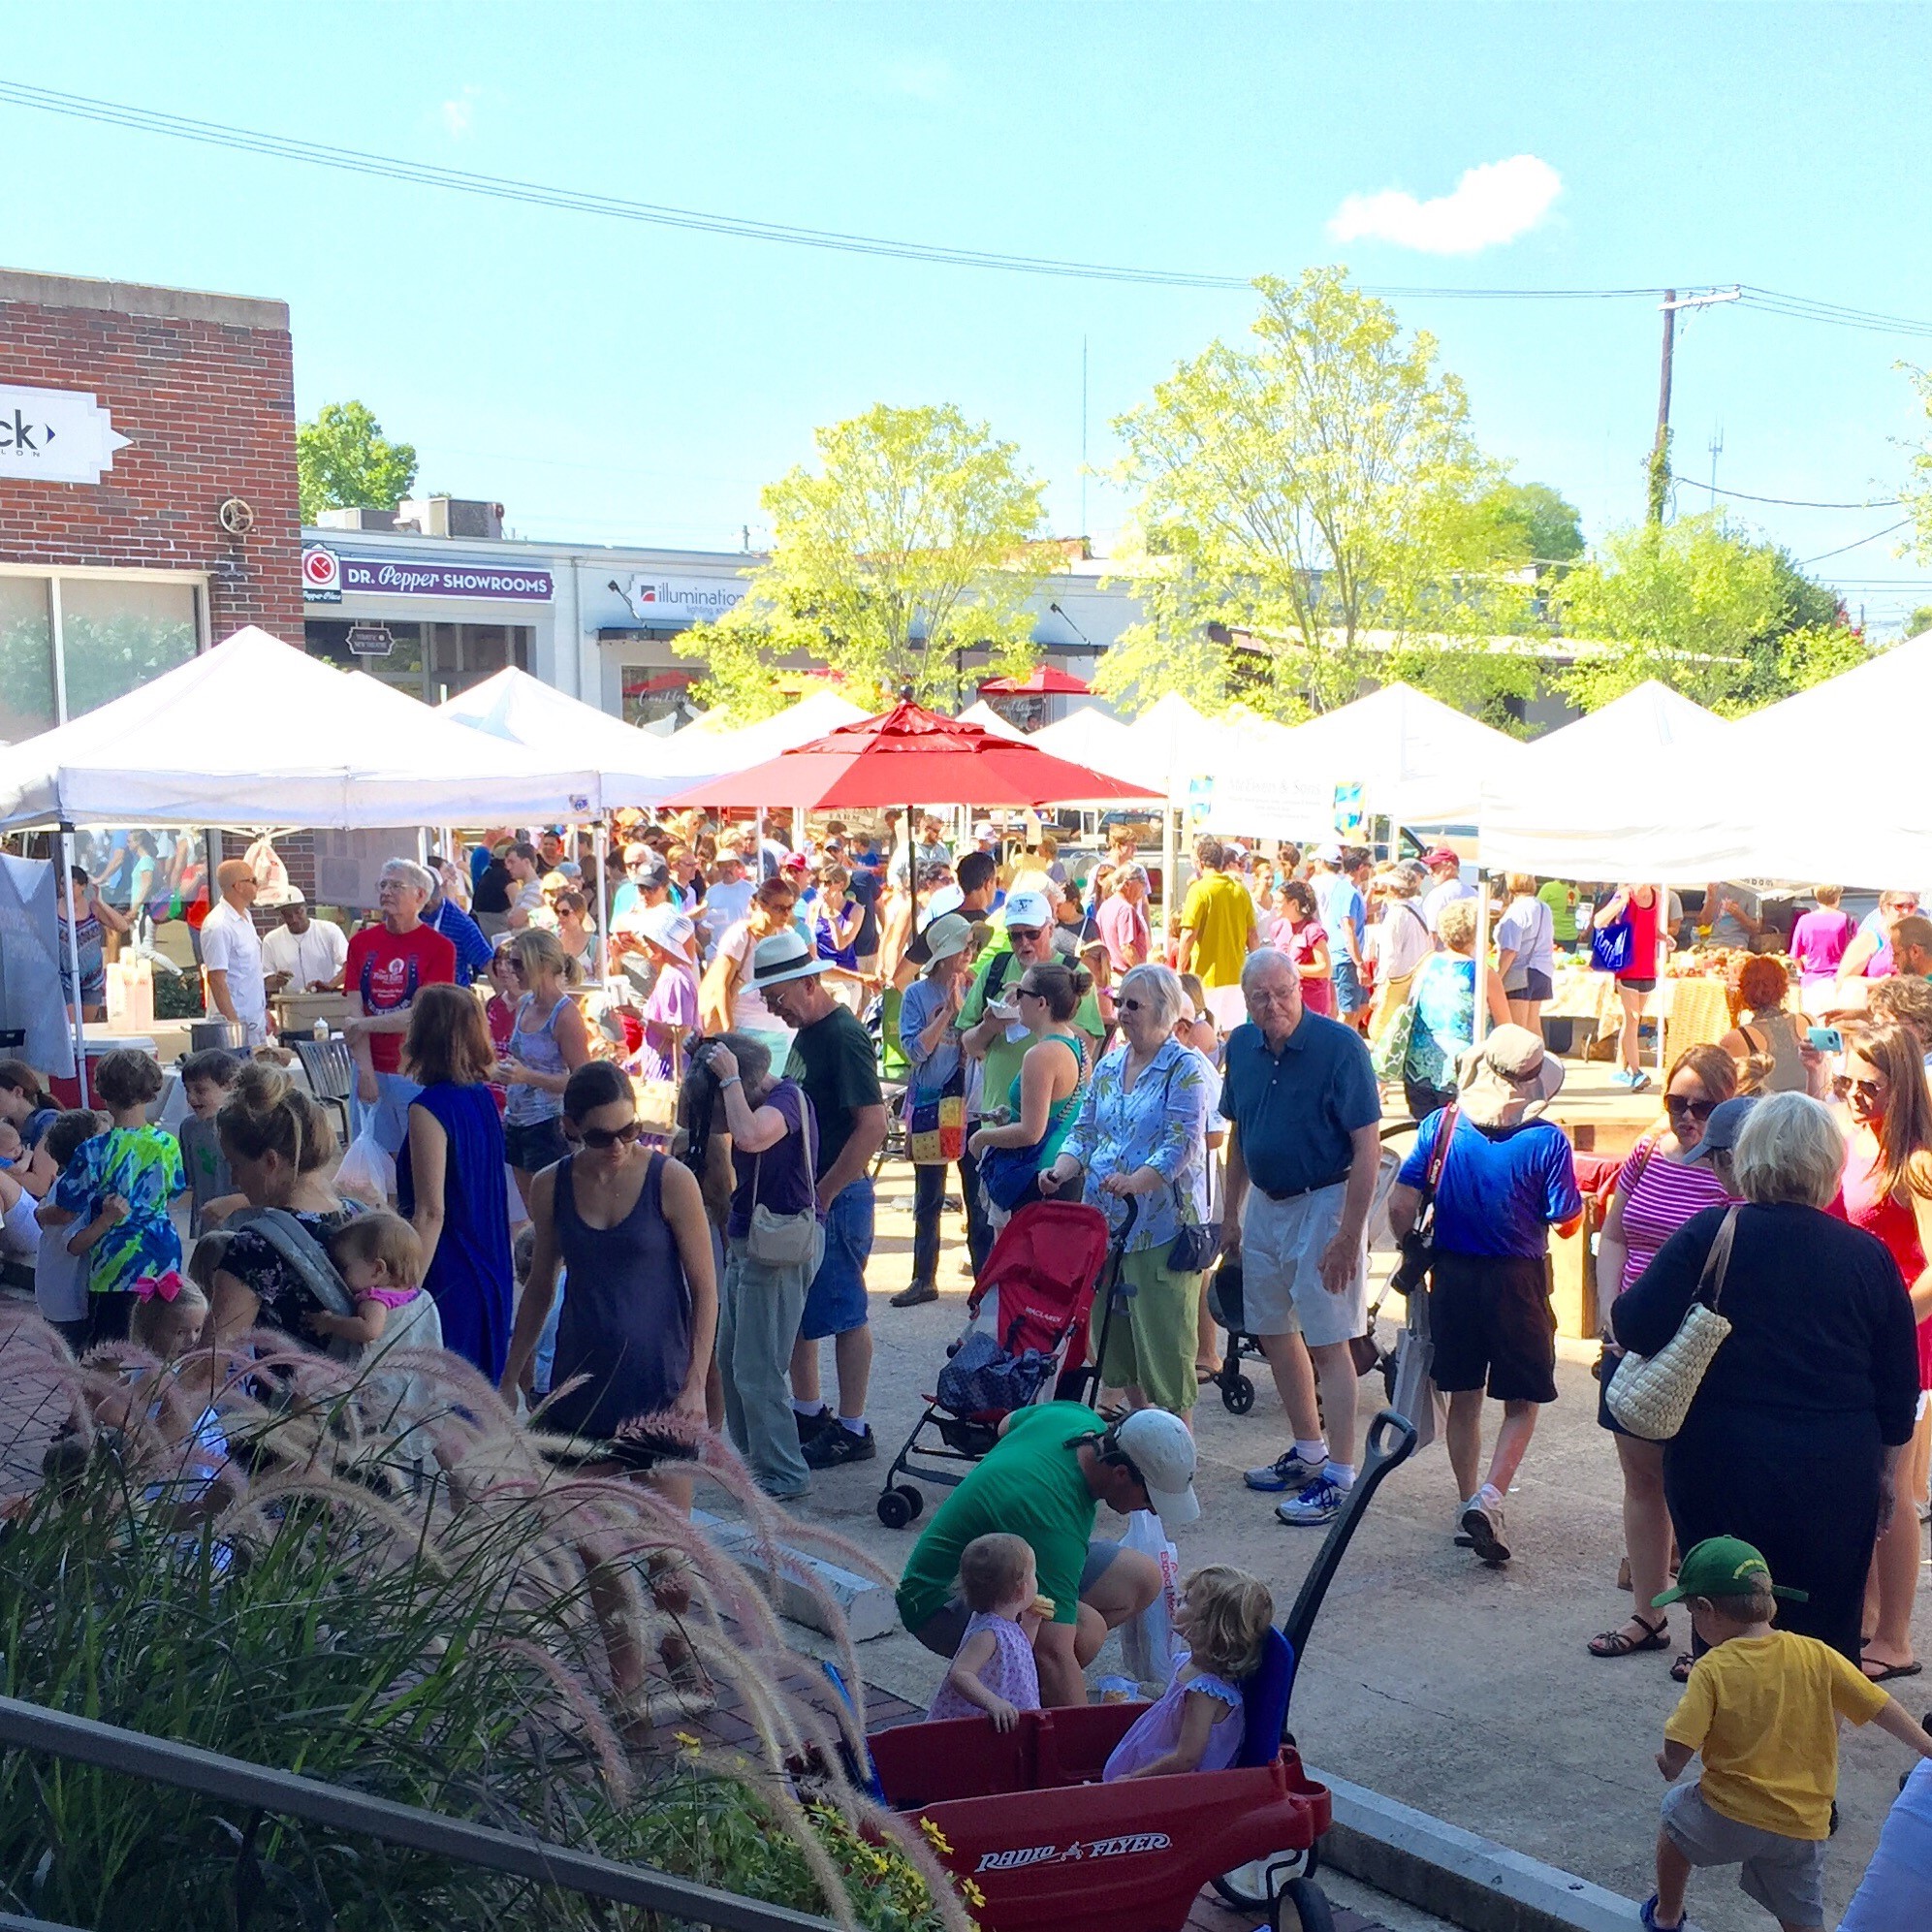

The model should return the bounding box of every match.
[1646,1536,1932,1931]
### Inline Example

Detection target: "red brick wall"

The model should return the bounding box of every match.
[0,273,301,639]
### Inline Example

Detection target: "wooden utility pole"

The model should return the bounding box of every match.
[1647,288,1742,525]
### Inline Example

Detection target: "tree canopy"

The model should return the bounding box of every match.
[676,403,1054,719]
[297,401,419,523]
[1100,267,1536,723]
[1554,511,1865,712]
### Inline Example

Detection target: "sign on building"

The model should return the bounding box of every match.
[0,384,131,487]
[301,544,343,602]
[619,573,747,623]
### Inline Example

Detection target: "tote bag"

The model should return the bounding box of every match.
[1589,907,1634,975]
[1605,1205,1739,1440]
[907,1063,966,1165]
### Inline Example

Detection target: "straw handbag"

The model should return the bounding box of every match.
[1605,1205,1739,1441]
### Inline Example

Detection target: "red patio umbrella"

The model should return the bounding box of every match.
[659,698,1155,808]
[977,665,1092,696]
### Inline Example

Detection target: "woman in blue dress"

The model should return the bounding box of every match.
[397,985,515,1380]
[1399,898,1510,1121]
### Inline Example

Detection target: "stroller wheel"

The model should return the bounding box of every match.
[876,1486,920,1530]
[1223,1373,1255,1415]
[1270,1877,1334,1932]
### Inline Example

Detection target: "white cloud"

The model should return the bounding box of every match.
[1328,154,1562,256]
[441,86,481,139]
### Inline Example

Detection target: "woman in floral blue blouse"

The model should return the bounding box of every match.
[1040,964,1212,1417]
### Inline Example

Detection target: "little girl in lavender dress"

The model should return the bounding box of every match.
[1104,1566,1275,1781]
[928,1534,1048,1730]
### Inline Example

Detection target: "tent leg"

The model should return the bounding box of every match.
[1473,868,1493,1055]
[1161,794,1178,945]
[59,824,88,1109]
[595,832,615,1001]
[1656,881,1668,1075]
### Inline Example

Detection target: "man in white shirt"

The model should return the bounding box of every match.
[1420,847,1475,938]
[200,859,269,1046]
[261,890,349,994]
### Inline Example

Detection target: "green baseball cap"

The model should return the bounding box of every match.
[1652,1536,1808,1608]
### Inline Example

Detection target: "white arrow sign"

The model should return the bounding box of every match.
[0,384,132,486]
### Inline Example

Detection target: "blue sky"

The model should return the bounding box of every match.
[6,2,1932,629]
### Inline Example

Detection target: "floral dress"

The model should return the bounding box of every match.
[52,1124,185,1299]
[1102,1651,1246,1780]
[1060,1037,1211,1255]
[1403,952,1476,1093]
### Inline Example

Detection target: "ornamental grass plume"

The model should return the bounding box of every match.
[0,1309,971,1932]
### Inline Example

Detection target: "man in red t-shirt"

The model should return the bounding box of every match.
[343,859,458,1154]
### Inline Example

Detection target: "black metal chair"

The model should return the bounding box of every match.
[292,1037,357,1144]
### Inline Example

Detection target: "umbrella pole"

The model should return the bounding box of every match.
[59,823,88,1108]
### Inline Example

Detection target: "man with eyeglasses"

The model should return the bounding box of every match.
[747,932,889,1469]
[342,859,458,1156]
[955,890,1107,1267]
[1839,890,1924,984]
[1221,947,1381,1528]
[898,1402,1196,1707]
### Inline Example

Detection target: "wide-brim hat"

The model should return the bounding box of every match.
[750,930,831,991]
[635,903,696,956]
[1457,1023,1564,1124]
[917,912,975,970]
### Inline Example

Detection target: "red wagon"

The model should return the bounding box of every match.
[865,1411,1420,1932]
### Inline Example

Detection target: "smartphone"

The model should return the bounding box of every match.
[1807,1026,1844,1055]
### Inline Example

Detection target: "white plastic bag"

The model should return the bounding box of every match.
[334,1125,396,1206]
[1119,1508,1183,1690]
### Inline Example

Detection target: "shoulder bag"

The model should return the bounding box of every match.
[1372,978,1421,1082]
[1149,1054,1219,1272]
[1589,902,1634,975]
[1390,1104,1457,1297]
[748,1090,822,1268]
[1605,1204,1740,1441]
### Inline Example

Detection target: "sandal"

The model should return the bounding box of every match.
[1670,1652,1694,1683]
[1589,1613,1669,1659]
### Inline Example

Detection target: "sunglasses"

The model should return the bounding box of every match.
[1118,997,1145,1013]
[1851,1076,1884,1101]
[1015,985,1046,1002]
[1006,925,1045,942]
[577,1120,643,1150]
[1664,1094,1716,1122]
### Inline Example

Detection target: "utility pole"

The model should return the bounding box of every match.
[1707,422,1724,502]
[1080,334,1089,540]
[1647,288,1741,524]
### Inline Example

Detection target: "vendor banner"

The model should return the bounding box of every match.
[1192,769,1336,843]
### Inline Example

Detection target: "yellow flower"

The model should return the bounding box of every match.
[962,1878,988,1908]
[673,1730,703,1752]
[917,1815,954,1856]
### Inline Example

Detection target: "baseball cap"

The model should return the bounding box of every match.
[1686,1094,1758,1164]
[634,903,696,956]
[1002,889,1055,932]
[1652,1536,1807,1608]
[262,883,304,908]
[781,850,809,873]
[1313,842,1343,865]
[1422,847,1461,870]
[924,884,965,921]
[1115,1409,1200,1526]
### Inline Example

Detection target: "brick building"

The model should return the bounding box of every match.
[0,268,301,744]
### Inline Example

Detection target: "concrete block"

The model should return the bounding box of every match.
[1312,1768,1641,1932]
[692,1507,898,1642]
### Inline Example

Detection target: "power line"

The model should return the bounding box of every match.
[1798,520,1913,566]
[1671,474,1902,510]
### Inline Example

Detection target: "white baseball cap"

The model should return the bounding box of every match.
[1002,889,1056,932]
[1115,1409,1200,1526]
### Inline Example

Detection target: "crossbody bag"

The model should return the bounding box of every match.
[748,1089,820,1268]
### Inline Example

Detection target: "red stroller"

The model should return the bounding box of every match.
[876,1200,1116,1529]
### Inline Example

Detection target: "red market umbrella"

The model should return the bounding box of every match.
[977,665,1092,696]
[659,698,1156,809]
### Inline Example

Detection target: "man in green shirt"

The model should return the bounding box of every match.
[1536,877,1580,952]
[957,889,1106,1126]
[898,1402,1199,1705]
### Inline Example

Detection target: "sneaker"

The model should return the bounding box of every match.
[804,1422,877,1469]
[890,1282,939,1308]
[1460,1495,1511,1567]
[1629,1069,1652,1093]
[1609,1068,1636,1089]
[793,1406,833,1445]
[1639,1896,1690,1932]
[1276,1473,1349,1527]
[1245,1450,1324,1493]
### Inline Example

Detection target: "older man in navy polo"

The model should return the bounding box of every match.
[1220,946,1381,1527]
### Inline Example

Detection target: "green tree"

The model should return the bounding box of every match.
[1552,512,1863,711]
[677,404,1053,718]
[297,400,419,523]
[1906,604,1932,638]
[1478,480,1584,579]
[1102,267,1525,720]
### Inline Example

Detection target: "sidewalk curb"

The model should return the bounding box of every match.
[1312,1769,1642,1932]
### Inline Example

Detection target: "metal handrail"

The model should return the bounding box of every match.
[0,1694,838,1932]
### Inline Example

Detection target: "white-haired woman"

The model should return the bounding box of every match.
[1399,897,1510,1121]
[1039,964,1212,1419]
[1613,1093,1920,1664]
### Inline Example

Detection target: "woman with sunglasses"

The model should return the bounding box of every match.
[967,961,1093,1217]
[1842,1026,1932,1682]
[501,1061,718,1514]
[1588,1044,1738,1671]
[497,929,592,1214]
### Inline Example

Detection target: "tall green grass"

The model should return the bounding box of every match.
[0,1314,967,1931]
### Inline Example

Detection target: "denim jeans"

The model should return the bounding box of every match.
[720,1230,820,1498]
[912,1147,991,1287]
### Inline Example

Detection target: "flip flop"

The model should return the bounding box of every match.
[1861,1657,1923,1684]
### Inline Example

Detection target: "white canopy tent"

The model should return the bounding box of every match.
[956,700,1028,740]
[437,666,687,806]
[1519,680,1729,768]
[1028,706,1156,792]
[654,690,869,783]
[0,627,602,831]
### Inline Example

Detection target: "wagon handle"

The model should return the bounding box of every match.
[1280,1408,1418,1662]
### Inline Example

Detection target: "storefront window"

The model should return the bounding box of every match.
[622,665,697,728]
[59,579,199,718]
[0,577,57,743]
[303,619,529,700]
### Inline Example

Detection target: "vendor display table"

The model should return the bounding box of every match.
[1542,968,1732,1062]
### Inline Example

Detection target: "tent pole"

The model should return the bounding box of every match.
[1161,789,1178,952]
[59,824,88,1109]
[595,832,615,1000]
[1656,881,1668,1076]
[1472,867,1493,1056]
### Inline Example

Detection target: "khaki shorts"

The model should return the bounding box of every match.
[1239,1183,1368,1349]
[1661,1781,1826,1929]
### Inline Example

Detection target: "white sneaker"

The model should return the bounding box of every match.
[1460,1494,1510,1567]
